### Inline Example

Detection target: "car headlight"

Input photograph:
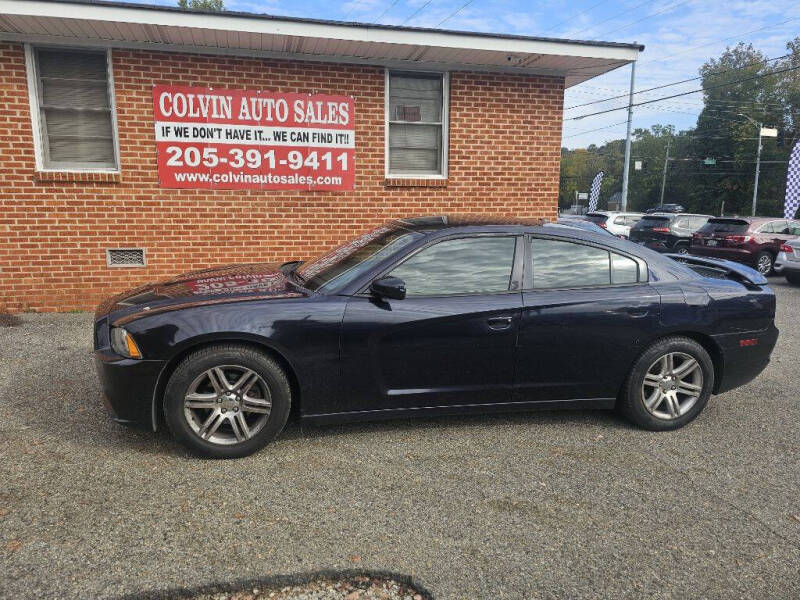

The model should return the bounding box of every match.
[110,327,142,359]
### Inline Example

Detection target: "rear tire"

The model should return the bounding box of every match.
[618,336,714,431]
[164,344,291,459]
[786,272,800,285]
[755,251,774,275]
[674,243,689,255]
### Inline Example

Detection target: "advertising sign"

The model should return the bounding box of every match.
[152,85,355,190]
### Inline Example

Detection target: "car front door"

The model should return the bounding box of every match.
[337,234,523,415]
[514,236,661,403]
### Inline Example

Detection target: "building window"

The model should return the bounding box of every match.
[386,71,448,178]
[27,46,118,171]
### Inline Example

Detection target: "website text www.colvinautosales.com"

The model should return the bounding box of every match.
[173,171,343,186]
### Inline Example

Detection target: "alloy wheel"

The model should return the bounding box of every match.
[641,352,703,420]
[183,365,272,445]
[757,254,772,275]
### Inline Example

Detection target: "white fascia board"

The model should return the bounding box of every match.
[0,0,641,63]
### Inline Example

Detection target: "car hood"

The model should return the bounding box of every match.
[96,263,307,325]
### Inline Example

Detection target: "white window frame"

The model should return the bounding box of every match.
[384,68,449,180]
[25,44,121,173]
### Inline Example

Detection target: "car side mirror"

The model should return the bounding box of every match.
[370,276,406,300]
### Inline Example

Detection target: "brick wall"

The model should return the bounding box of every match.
[0,43,564,312]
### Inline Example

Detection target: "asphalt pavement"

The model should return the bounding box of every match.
[1,280,798,599]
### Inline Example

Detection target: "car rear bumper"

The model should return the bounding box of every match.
[712,325,779,395]
[774,251,800,274]
[95,352,165,430]
[690,245,755,266]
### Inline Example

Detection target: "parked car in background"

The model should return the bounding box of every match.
[94,216,778,458]
[775,238,800,284]
[629,213,711,254]
[646,204,685,214]
[584,211,643,238]
[556,216,617,236]
[690,217,800,275]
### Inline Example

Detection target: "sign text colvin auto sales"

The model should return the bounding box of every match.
[152,85,355,190]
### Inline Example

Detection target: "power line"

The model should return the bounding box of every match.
[436,0,475,27]
[591,0,692,40]
[567,0,652,39]
[400,0,436,25]
[567,64,800,121]
[541,0,611,34]
[373,0,402,23]
[563,120,630,138]
[565,53,792,110]
[640,15,800,66]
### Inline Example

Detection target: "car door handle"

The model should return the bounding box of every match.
[623,308,649,318]
[487,316,513,330]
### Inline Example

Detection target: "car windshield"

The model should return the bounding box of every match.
[296,225,423,293]
[698,219,750,235]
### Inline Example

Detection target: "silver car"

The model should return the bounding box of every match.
[774,238,800,284]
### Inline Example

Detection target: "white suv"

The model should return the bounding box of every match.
[585,211,644,238]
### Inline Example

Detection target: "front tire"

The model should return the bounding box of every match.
[164,344,291,458]
[786,272,800,285]
[618,337,714,431]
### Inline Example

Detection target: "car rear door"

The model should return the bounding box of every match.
[337,234,523,414]
[514,235,661,402]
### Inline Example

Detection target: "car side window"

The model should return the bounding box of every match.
[388,236,516,296]
[758,222,775,234]
[675,218,690,229]
[614,216,626,225]
[530,238,640,289]
[690,217,709,229]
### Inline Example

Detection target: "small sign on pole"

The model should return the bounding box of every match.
[760,127,778,138]
[577,192,588,200]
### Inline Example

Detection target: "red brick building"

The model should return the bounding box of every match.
[0,0,640,311]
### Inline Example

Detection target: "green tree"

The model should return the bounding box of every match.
[178,0,225,10]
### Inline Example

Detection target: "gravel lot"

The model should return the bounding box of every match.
[1,280,799,599]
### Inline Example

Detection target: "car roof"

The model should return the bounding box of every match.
[392,215,548,231]
[644,212,710,218]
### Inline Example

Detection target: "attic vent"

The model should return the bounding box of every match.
[106,248,146,268]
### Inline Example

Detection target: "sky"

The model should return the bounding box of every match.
[118,0,800,149]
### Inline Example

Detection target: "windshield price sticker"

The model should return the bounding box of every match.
[153,85,355,190]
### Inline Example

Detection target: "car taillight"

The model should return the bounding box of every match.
[652,227,670,233]
[725,235,752,243]
[780,244,793,253]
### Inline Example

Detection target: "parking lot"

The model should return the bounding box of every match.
[1,281,799,600]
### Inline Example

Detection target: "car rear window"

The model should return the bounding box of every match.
[584,213,608,224]
[637,216,670,227]
[698,219,749,235]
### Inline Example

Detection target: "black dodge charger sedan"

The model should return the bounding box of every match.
[94,216,778,458]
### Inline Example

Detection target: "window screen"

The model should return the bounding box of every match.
[33,48,117,169]
[388,72,445,175]
[389,237,515,296]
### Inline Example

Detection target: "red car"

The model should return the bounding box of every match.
[690,217,800,275]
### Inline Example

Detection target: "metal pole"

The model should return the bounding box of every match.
[621,60,636,211]
[751,124,762,216]
[659,137,671,206]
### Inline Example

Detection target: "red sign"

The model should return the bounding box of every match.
[152,85,355,190]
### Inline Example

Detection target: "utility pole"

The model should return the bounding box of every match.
[621,59,636,211]
[737,113,777,216]
[752,123,763,216]
[658,137,671,206]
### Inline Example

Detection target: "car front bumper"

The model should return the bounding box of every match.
[95,351,166,430]
[712,325,779,395]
